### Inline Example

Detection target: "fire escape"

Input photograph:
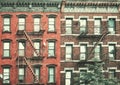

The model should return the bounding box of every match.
[78,28,109,64]
[16,22,45,85]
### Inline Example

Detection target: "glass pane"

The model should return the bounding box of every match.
[4,18,10,24]
[66,45,72,53]
[81,45,86,52]
[66,71,71,78]
[80,19,86,26]
[18,50,24,56]
[34,50,39,56]
[18,25,25,30]
[48,50,54,56]
[34,25,40,31]
[19,68,24,75]
[4,50,9,57]
[95,45,100,52]
[65,79,70,85]
[34,42,39,49]
[94,19,101,26]
[49,76,54,82]
[4,43,9,49]
[49,68,54,75]
[34,18,40,24]
[19,43,25,49]
[19,18,25,23]
[4,26,10,31]
[49,25,54,31]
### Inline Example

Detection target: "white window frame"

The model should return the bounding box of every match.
[18,67,25,83]
[48,17,55,32]
[48,67,55,83]
[3,67,10,84]
[94,18,101,35]
[66,18,72,34]
[65,70,72,85]
[80,18,87,33]
[18,42,25,56]
[94,45,101,60]
[34,18,40,32]
[3,18,10,32]
[108,18,115,34]
[48,41,55,57]
[18,18,25,31]
[66,44,72,60]
[3,42,10,57]
[109,44,115,60]
[33,41,40,57]
[34,67,40,82]
[80,44,87,60]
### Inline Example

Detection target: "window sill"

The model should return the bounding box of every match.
[47,31,57,34]
[2,57,11,59]
[47,56,56,59]
[3,83,11,85]
[47,83,56,85]
[2,31,11,34]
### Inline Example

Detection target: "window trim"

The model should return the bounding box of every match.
[48,66,55,83]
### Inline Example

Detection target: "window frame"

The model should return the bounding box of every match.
[80,18,87,33]
[66,18,73,34]
[18,17,26,31]
[80,44,87,60]
[94,18,101,35]
[33,41,40,57]
[34,67,40,83]
[3,41,10,58]
[65,70,72,85]
[94,44,101,60]
[3,67,10,84]
[18,41,25,57]
[33,17,41,32]
[3,17,11,32]
[48,17,56,32]
[108,18,116,34]
[18,67,25,83]
[65,44,73,60]
[108,44,116,60]
[109,69,116,79]
[48,67,55,83]
[48,41,55,57]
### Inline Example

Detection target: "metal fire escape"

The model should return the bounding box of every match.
[16,23,45,85]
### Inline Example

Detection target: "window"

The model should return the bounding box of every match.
[66,44,72,60]
[65,71,72,85]
[3,41,10,57]
[109,44,116,60]
[94,18,101,35]
[48,18,55,32]
[80,70,87,85]
[3,18,10,32]
[48,67,55,83]
[18,41,25,56]
[18,68,25,83]
[34,18,40,32]
[94,45,101,60]
[33,41,40,57]
[108,18,115,34]
[3,67,10,84]
[66,18,72,34]
[80,44,87,60]
[109,69,116,79]
[34,67,40,82]
[18,18,25,30]
[80,18,87,33]
[48,41,55,57]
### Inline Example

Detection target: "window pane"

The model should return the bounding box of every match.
[48,67,55,83]
[19,43,25,49]
[4,18,10,24]
[66,19,72,34]
[18,18,25,30]
[48,42,55,56]
[80,18,87,33]
[3,68,10,83]
[4,43,9,49]
[34,18,40,31]
[65,71,71,85]
[48,18,55,31]
[66,45,72,60]
[4,50,9,57]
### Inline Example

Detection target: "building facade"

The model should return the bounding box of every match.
[60,0,120,85]
[0,0,61,85]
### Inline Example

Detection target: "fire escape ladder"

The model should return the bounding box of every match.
[23,30,41,57]
[87,32,109,60]
[17,30,42,85]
